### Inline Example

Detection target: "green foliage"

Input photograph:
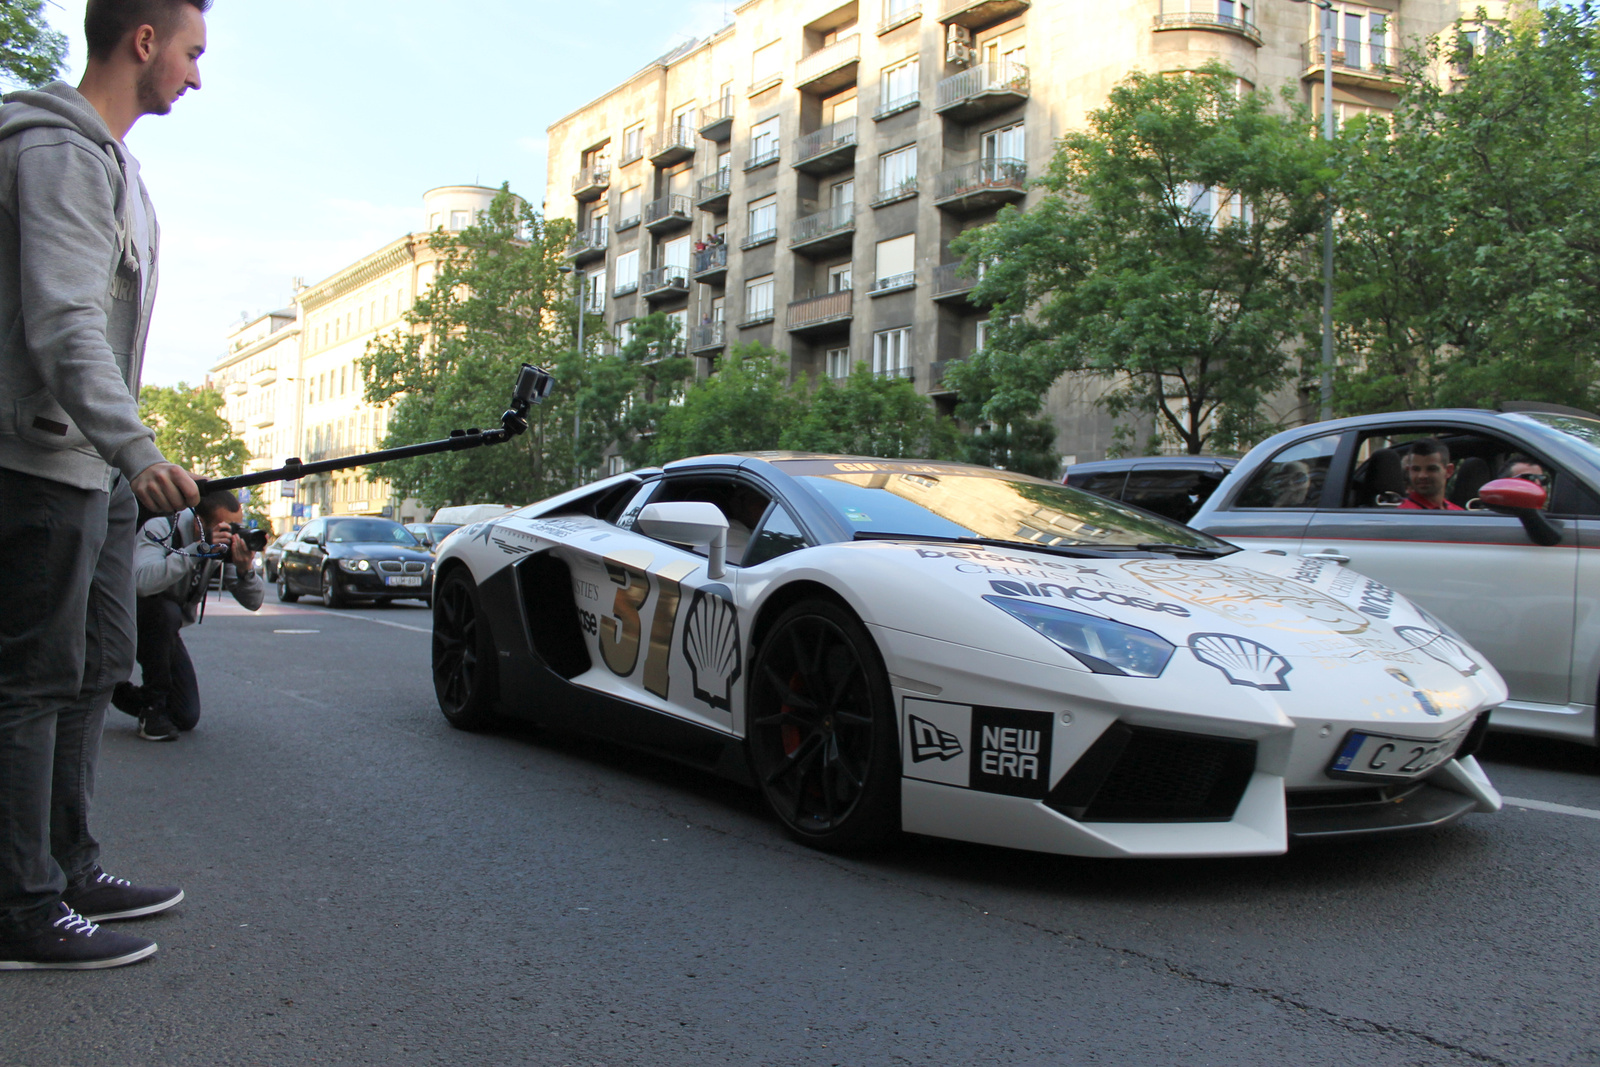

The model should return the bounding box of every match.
[1333,6,1600,414]
[138,382,246,478]
[577,312,694,472]
[948,63,1326,456]
[361,187,581,510]
[0,1,66,89]
[781,364,961,460]
[651,343,802,461]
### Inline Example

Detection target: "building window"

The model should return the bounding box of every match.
[826,347,853,379]
[622,123,644,162]
[614,249,640,294]
[616,319,635,348]
[584,271,606,314]
[873,233,916,292]
[618,186,642,228]
[671,103,697,136]
[748,117,780,167]
[981,122,1025,162]
[746,194,777,245]
[878,144,917,198]
[879,56,919,115]
[666,309,688,351]
[606,455,630,477]
[873,327,911,375]
[744,274,774,324]
[828,263,853,292]
[450,210,470,230]
[752,40,781,87]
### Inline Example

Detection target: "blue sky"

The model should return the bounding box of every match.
[37,0,733,386]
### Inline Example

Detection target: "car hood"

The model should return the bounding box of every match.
[327,542,432,561]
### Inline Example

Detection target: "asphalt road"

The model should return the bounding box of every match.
[4,595,1600,1067]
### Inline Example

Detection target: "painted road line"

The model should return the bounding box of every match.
[1502,796,1600,822]
[302,607,431,635]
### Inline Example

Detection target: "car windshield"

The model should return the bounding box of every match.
[327,519,419,546]
[788,462,1234,553]
[417,524,460,540]
[1510,411,1600,464]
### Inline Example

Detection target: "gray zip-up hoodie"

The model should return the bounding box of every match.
[0,81,165,491]
[133,509,264,625]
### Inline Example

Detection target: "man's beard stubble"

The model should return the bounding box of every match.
[135,63,172,117]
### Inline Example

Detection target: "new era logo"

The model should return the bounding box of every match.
[909,715,963,763]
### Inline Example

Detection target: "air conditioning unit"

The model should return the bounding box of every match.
[947,41,975,66]
[947,24,973,46]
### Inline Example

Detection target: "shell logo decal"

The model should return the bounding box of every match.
[1188,633,1293,691]
[682,588,742,711]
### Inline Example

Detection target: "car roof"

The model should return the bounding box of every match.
[1065,455,1238,475]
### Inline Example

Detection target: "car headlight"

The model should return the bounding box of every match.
[338,559,372,573]
[983,595,1175,678]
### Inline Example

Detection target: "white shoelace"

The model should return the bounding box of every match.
[52,907,99,937]
[94,870,131,888]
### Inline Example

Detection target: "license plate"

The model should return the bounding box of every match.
[385,576,423,587]
[1328,727,1467,781]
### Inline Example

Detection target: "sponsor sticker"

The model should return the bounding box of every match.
[901,699,1053,798]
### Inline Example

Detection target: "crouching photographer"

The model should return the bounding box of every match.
[113,489,264,741]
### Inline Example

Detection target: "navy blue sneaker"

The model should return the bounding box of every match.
[63,868,183,922]
[0,904,157,971]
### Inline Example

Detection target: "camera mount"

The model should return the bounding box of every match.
[194,363,554,496]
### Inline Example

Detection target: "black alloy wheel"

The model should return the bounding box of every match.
[746,598,899,851]
[321,565,349,608]
[276,571,298,603]
[432,569,499,730]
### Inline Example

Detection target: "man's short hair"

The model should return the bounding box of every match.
[196,489,239,524]
[1498,452,1541,477]
[1407,438,1451,464]
[85,0,212,61]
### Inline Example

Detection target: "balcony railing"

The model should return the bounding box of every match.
[692,244,728,277]
[643,194,692,231]
[871,177,919,207]
[874,90,920,120]
[566,222,608,261]
[934,61,1030,119]
[795,34,860,92]
[932,261,978,300]
[649,124,698,166]
[572,165,611,200]
[879,0,922,33]
[619,139,644,165]
[790,201,856,249]
[641,265,690,300]
[746,144,781,169]
[741,225,777,250]
[1302,35,1396,80]
[786,289,853,332]
[874,365,914,381]
[700,93,736,141]
[929,357,963,391]
[696,169,732,209]
[740,301,775,327]
[1152,7,1262,45]
[870,271,916,295]
[690,321,726,352]
[793,117,857,173]
[933,157,1028,212]
[613,275,639,297]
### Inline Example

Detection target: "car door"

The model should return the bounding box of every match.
[283,519,319,591]
[560,474,768,736]
[1193,432,1345,553]
[1300,425,1578,707]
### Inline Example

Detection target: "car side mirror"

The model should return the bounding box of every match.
[303,534,320,547]
[1478,478,1563,546]
[636,502,730,579]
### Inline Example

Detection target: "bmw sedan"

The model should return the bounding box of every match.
[276,516,434,607]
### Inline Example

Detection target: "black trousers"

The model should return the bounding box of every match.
[133,597,200,731]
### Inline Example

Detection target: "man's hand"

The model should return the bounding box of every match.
[131,462,199,513]
[209,521,254,571]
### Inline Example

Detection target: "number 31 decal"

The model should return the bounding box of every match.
[599,551,699,699]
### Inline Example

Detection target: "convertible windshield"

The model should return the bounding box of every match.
[1510,411,1600,464]
[328,519,420,546]
[789,462,1233,553]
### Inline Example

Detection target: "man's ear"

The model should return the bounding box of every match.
[131,23,158,63]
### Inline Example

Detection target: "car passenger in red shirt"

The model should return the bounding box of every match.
[1399,439,1465,511]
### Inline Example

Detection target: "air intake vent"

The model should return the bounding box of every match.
[1046,724,1256,823]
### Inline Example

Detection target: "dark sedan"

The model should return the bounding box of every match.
[276,516,434,607]
[1063,455,1237,523]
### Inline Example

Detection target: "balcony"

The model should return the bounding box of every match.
[250,361,277,386]
[933,158,1027,214]
[1152,6,1262,46]
[745,143,781,170]
[690,321,726,353]
[879,0,922,34]
[740,302,776,328]
[870,271,916,297]
[790,202,856,256]
[700,94,736,142]
[572,165,611,201]
[226,378,247,396]
[692,244,728,285]
[870,177,918,208]
[641,265,689,303]
[615,208,641,232]
[939,0,1029,32]
[249,408,275,429]
[932,261,984,304]
[795,34,860,94]
[643,194,692,233]
[928,357,963,393]
[786,290,853,337]
[649,124,697,167]
[619,139,643,166]
[874,365,914,382]
[613,274,639,298]
[566,223,608,263]
[793,117,857,175]
[1301,35,1403,91]
[934,62,1030,122]
[696,169,732,212]
[874,90,920,120]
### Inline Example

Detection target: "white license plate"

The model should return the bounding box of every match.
[1328,727,1467,781]
[385,576,423,587]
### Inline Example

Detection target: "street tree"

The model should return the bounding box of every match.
[361,186,584,510]
[0,1,66,89]
[138,382,246,478]
[948,63,1328,457]
[781,364,961,460]
[1333,6,1600,413]
[576,312,694,474]
[651,343,803,462]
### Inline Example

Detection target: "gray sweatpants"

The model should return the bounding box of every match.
[0,467,136,937]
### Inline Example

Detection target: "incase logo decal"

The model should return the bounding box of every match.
[969,707,1053,798]
[986,579,1192,618]
[908,715,964,762]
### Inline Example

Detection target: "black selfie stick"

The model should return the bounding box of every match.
[194,363,554,495]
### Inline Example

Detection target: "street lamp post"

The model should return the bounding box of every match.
[1295,0,1337,422]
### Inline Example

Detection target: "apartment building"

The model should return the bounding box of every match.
[545,0,1489,464]
[210,185,500,530]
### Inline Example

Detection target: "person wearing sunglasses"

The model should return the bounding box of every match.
[1499,453,1550,506]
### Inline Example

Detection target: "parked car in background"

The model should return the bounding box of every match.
[260,529,294,583]
[276,516,434,607]
[1063,456,1237,524]
[406,522,461,554]
[1190,404,1600,747]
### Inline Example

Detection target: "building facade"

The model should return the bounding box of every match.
[545,0,1496,465]
[211,185,500,532]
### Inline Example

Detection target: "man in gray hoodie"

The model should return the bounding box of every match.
[0,0,210,971]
